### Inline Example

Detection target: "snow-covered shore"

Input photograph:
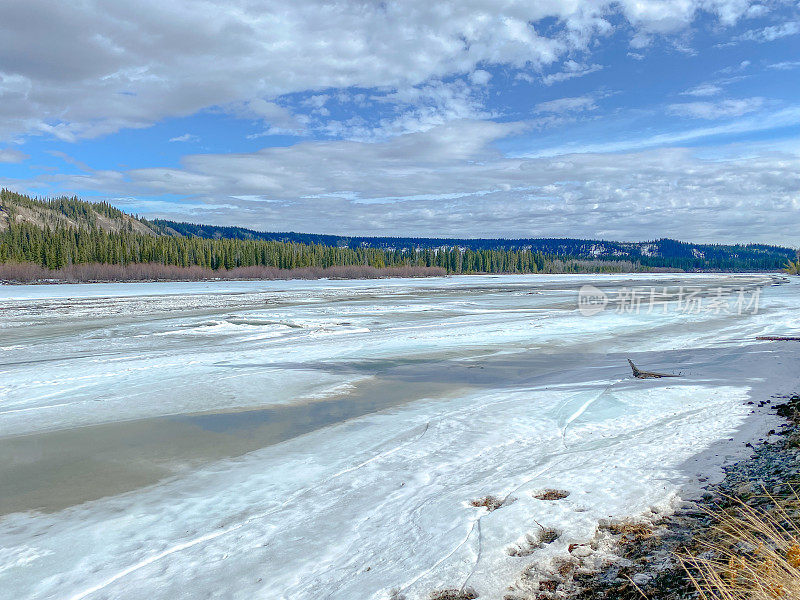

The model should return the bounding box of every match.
[1,274,798,599]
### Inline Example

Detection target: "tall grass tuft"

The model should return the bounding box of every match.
[680,491,800,599]
[784,259,800,276]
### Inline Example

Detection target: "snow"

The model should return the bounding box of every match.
[1,274,799,600]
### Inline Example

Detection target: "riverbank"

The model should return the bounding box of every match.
[498,393,800,600]
[0,262,448,284]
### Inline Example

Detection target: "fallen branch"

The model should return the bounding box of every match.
[756,336,800,341]
[628,359,681,379]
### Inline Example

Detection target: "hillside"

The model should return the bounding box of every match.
[0,189,160,236]
[156,220,796,272]
[0,190,796,273]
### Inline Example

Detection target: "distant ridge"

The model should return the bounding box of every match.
[152,219,796,272]
[0,189,795,273]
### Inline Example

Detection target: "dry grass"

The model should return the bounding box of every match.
[532,489,570,501]
[553,556,579,578]
[784,259,800,276]
[607,521,654,540]
[539,528,560,545]
[679,491,800,600]
[470,495,506,512]
[0,261,447,283]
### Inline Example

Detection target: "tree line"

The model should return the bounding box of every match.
[5,190,786,276]
[0,220,633,274]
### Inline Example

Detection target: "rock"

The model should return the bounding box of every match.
[570,545,593,558]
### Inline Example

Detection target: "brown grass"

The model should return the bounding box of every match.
[532,489,570,501]
[0,262,447,283]
[607,521,654,538]
[539,528,560,545]
[679,491,800,599]
[553,556,579,578]
[470,496,507,512]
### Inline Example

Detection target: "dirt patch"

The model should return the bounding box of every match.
[601,520,654,544]
[532,489,570,501]
[429,588,479,600]
[470,495,513,512]
[507,527,561,556]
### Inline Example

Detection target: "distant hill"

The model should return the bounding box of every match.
[0,190,159,236]
[152,219,796,272]
[0,190,796,273]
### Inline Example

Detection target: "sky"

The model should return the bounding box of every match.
[0,1,799,244]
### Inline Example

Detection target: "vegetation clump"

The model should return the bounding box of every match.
[429,588,478,600]
[783,256,800,275]
[533,489,570,501]
[507,526,560,557]
[470,495,509,512]
[680,492,800,600]
[603,520,654,544]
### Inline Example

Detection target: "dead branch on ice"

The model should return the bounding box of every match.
[627,359,681,379]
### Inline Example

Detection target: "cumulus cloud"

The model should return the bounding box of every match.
[667,97,765,119]
[319,79,495,141]
[34,119,800,245]
[0,0,767,142]
[469,70,492,85]
[235,100,306,136]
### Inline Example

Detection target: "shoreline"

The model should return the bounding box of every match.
[496,391,800,600]
[2,261,788,287]
[0,269,785,287]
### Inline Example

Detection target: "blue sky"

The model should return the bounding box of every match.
[1,1,799,244]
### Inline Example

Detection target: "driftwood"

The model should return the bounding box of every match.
[756,336,800,341]
[628,359,680,379]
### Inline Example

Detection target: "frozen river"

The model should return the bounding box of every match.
[1,274,799,599]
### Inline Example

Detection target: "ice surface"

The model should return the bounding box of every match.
[1,274,799,599]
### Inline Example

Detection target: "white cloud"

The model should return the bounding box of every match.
[717,60,751,74]
[535,95,598,114]
[736,20,800,42]
[541,61,603,85]
[744,4,770,18]
[522,105,800,157]
[667,97,765,119]
[0,0,767,141]
[234,100,307,137]
[681,84,723,97]
[768,60,800,70]
[168,133,199,143]
[33,119,800,245]
[469,70,492,85]
[0,147,29,163]
[321,79,495,141]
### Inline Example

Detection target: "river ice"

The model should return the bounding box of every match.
[1,274,799,599]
